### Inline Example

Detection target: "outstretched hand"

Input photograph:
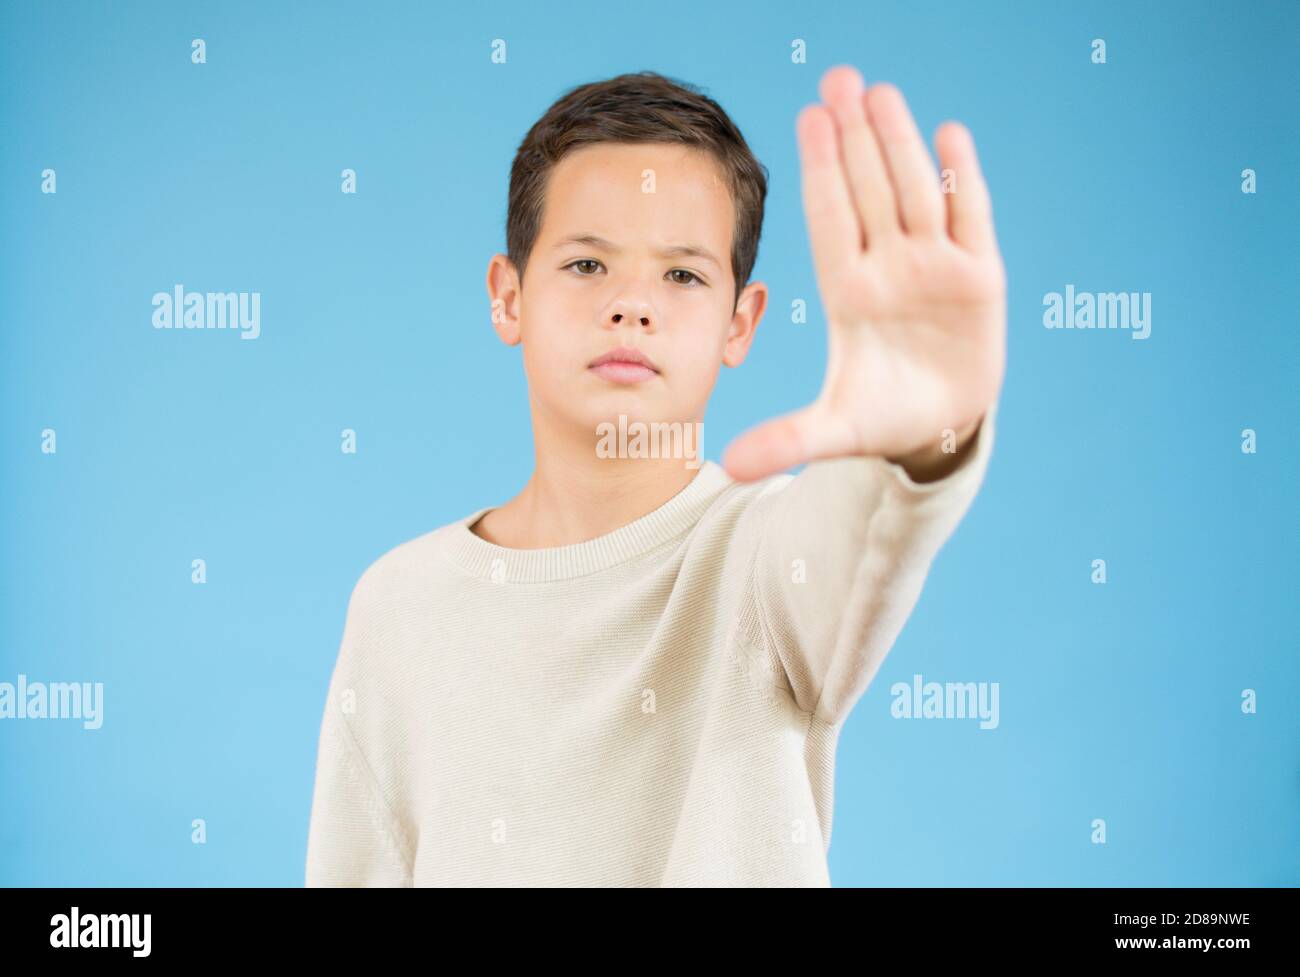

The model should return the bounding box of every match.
[722,66,1006,484]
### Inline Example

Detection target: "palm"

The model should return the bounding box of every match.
[723,66,1006,481]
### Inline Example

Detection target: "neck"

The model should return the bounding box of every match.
[472,398,706,549]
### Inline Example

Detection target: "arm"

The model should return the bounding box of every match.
[304,576,415,887]
[723,67,1006,725]
[735,402,996,725]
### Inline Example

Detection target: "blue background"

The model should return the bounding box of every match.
[1,0,1296,886]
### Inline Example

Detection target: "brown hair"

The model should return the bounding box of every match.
[506,70,769,311]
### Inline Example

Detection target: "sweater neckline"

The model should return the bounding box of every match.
[438,461,735,583]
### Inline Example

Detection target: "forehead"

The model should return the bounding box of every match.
[539,142,733,249]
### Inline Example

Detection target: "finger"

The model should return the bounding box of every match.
[796,103,862,283]
[935,120,997,254]
[720,403,857,483]
[818,65,900,245]
[864,83,945,237]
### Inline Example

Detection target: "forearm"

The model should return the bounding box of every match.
[737,402,997,724]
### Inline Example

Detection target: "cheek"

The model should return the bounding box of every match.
[524,337,574,390]
[521,305,580,373]
[670,335,726,390]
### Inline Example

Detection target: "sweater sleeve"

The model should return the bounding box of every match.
[304,575,415,887]
[735,401,997,726]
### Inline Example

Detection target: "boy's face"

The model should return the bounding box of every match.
[488,142,767,446]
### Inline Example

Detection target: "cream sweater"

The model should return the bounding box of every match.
[305,406,996,886]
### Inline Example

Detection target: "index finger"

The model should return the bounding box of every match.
[797,103,862,285]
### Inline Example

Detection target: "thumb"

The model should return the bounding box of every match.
[720,402,858,483]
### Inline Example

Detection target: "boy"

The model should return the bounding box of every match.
[305,64,1004,886]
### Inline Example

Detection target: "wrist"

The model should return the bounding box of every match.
[888,415,984,484]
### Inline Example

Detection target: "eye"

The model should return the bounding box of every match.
[566,259,603,276]
[564,260,704,288]
[668,269,704,287]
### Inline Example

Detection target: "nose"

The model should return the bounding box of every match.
[608,298,656,333]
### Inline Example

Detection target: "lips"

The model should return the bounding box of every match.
[588,346,660,384]
[588,347,659,372]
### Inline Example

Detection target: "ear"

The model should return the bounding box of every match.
[722,279,768,367]
[486,253,523,346]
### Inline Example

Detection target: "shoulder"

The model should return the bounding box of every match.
[686,463,798,552]
[326,519,470,686]
[344,514,471,614]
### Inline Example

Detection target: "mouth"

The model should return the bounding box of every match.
[588,346,660,384]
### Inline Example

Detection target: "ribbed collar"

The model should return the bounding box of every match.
[437,461,735,583]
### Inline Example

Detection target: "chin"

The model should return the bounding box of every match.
[569,397,672,434]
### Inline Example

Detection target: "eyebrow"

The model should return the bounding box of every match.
[551,233,721,270]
